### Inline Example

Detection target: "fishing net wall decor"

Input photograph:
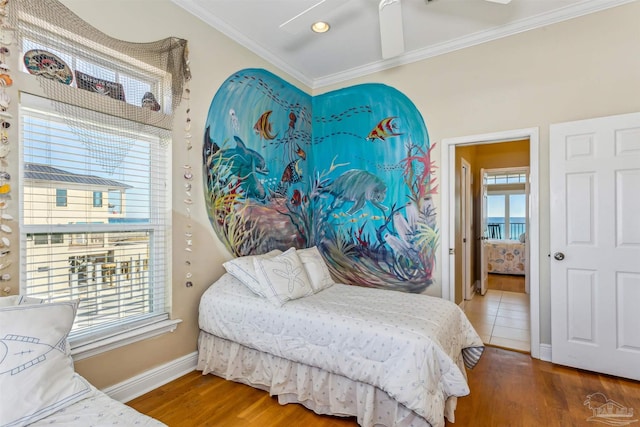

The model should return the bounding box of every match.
[12,0,191,172]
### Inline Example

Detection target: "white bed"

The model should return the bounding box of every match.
[25,386,165,427]
[0,297,165,427]
[197,261,484,427]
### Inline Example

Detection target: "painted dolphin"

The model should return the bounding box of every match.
[322,169,388,214]
[221,136,269,200]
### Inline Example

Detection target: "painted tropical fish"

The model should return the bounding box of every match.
[253,110,277,140]
[321,169,388,214]
[366,117,402,142]
[290,189,307,206]
[295,144,306,160]
[221,135,269,200]
[281,158,302,184]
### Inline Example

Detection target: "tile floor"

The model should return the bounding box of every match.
[463,289,530,353]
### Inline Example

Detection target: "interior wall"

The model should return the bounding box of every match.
[21,0,637,386]
[319,2,640,348]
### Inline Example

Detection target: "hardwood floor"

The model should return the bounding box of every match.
[487,273,525,293]
[127,347,640,426]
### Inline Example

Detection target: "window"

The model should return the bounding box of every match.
[485,170,528,241]
[93,191,102,207]
[33,234,49,245]
[15,2,188,358]
[21,93,172,355]
[18,37,177,358]
[487,193,526,240]
[56,188,67,207]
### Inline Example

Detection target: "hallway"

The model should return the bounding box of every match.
[463,275,530,352]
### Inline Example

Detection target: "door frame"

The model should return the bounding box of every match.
[460,157,473,300]
[440,127,540,359]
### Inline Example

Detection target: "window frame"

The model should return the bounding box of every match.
[17,25,179,360]
[55,188,67,207]
[92,191,103,208]
[484,167,529,242]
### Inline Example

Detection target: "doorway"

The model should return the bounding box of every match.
[440,127,540,359]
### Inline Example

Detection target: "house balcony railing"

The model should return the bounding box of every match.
[487,222,526,240]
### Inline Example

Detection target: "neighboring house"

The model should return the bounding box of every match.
[23,163,130,225]
[23,163,150,326]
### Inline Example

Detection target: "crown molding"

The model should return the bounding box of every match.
[312,0,636,89]
[171,0,314,89]
[173,0,635,90]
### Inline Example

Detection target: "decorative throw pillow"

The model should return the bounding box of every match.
[0,295,45,307]
[296,246,335,293]
[253,247,314,306]
[0,295,22,307]
[0,301,92,426]
[222,249,282,296]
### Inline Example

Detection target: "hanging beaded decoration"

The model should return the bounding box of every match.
[183,79,193,288]
[0,0,13,293]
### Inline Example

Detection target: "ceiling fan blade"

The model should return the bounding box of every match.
[279,0,345,35]
[484,0,512,4]
[379,0,404,59]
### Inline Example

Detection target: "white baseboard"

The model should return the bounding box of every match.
[103,351,198,403]
[538,343,552,362]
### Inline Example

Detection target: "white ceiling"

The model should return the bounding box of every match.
[172,0,632,89]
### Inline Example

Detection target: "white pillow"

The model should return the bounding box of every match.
[296,246,335,293]
[0,295,23,307]
[223,249,282,296]
[0,295,44,307]
[253,247,314,306]
[0,301,92,426]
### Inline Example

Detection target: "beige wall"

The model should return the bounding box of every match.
[9,0,638,386]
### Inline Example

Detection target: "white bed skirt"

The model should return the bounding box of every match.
[197,331,458,427]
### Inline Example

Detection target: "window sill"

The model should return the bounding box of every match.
[70,318,182,361]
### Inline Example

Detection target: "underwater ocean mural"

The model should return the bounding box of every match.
[203,68,438,293]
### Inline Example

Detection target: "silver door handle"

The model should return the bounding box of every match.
[554,252,565,261]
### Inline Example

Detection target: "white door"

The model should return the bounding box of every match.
[479,168,489,295]
[550,112,640,381]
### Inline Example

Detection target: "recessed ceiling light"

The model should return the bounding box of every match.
[311,21,330,33]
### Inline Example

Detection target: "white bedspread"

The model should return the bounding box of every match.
[199,274,483,427]
[27,385,166,426]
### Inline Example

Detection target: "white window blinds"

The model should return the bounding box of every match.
[20,93,171,341]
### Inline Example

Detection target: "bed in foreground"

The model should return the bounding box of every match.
[197,247,484,427]
[0,297,165,427]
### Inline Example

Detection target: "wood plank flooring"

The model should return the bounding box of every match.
[127,347,640,427]
[487,273,525,293]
